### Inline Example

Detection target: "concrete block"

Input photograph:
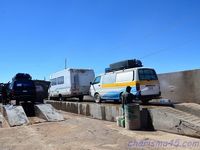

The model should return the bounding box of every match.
[90,104,106,120]
[70,102,78,114]
[65,102,71,112]
[149,107,200,138]
[61,101,67,111]
[3,105,29,127]
[54,101,61,110]
[105,105,121,122]
[51,101,62,111]
[78,103,90,116]
[35,104,64,122]
[105,105,113,121]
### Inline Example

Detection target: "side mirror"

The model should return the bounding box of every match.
[90,82,93,85]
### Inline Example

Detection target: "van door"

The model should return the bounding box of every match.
[90,76,101,97]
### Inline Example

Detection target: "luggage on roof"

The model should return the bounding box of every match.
[13,73,32,80]
[109,59,143,71]
[105,67,112,73]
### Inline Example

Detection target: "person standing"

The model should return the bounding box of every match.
[2,84,8,105]
[121,86,134,116]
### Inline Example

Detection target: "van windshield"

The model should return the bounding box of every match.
[138,69,158,81]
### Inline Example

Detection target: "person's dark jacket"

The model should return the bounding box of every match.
[122,91,134,108]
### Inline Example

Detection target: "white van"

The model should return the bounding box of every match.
[90,67,161,103]
[49,68,95,101]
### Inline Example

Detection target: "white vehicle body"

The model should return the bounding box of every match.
[49,68,95,101]
[90,67,161,103]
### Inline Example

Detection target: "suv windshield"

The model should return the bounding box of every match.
[138,69,158,81]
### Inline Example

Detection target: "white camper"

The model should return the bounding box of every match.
[49,68,95,101]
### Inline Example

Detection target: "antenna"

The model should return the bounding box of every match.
[65,58,67,69]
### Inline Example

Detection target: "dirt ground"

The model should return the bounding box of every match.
[0,111,200,150]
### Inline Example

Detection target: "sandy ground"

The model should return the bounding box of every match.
[0,111,200,150]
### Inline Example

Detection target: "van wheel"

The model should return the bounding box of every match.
[58,94,63,101]
[78,95,84,102]
[94,93,101,103]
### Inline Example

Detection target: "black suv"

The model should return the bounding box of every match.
[8,73,36,105]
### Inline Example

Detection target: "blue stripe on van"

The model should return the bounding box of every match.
[101,86,137,100]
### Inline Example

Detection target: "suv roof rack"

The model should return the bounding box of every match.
[13,73,32,81]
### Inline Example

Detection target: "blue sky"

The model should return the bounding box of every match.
[0,0,200,82]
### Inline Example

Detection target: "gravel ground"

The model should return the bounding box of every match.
[0,111,200,150]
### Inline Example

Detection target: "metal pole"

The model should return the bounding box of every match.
[65,58,67,69]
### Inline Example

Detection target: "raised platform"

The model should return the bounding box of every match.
[46,100,200,138]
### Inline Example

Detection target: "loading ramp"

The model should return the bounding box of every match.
[148,107,200,138]
[1,103,64,127]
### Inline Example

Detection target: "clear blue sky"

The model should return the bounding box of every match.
[0,0,200,82]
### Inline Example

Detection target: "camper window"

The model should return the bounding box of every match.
[57,76,64,85]
[51,78,57,86]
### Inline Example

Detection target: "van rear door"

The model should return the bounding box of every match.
[71,70,79,94]
[138,68,160,96]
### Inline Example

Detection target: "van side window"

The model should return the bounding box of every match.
[102,74,116,84]
[116,71,134,83]
[93,76,101,84]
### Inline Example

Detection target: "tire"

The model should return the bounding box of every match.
[78,95,84,102]
[94,93,101,103]
[58,94,63,101]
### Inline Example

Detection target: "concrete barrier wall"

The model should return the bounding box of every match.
[46,101,122,122]
[46,101,153,130]
[158,69,200,103]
